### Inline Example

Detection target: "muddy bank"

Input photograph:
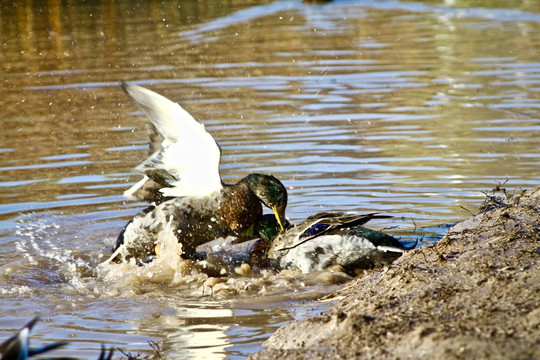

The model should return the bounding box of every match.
[250,187,540,360]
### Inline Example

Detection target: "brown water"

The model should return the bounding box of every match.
[1,0,539,358]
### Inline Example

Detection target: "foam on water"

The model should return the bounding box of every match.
[98,216,206,296]
[5,210,358,306]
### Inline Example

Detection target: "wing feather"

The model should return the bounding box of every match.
[121,83,223,198]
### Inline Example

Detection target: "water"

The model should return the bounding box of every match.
[1,0,539,358]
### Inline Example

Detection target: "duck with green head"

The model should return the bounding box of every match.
[248,212,414,275]
[110,83,287,262]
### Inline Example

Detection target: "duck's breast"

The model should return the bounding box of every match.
[217,183,263,233]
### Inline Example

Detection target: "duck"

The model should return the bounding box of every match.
[110,83,287,262]
[249,212,414,274]
[0,318,66,360]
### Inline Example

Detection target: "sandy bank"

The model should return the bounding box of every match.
[250,187,540,360]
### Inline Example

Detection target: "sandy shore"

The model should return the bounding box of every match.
[250,187,540,360]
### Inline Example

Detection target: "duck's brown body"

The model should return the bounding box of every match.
[114,180,264,261]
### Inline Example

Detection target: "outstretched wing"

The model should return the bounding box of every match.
[121,83,223,199]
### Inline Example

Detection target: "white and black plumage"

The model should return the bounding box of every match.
[120,83,222,202]
[111,83,287,261]
[251,212,413,274]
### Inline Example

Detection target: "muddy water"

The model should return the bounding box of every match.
[1,0,539,358]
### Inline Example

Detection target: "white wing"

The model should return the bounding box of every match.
[121,83,223,198]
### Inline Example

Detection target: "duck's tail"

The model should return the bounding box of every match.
[377,237,418,253]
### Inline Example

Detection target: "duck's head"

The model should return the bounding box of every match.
[254,214,291,241]
[244,173,288,232]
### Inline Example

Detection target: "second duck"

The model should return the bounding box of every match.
[250,212,413,274]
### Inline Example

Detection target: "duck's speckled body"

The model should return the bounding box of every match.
[116,174,287,259]
[252,212,411,274]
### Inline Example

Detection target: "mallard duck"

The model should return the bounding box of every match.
[0,318,66,360]
[249,212,413,274]
[111,83,287,261]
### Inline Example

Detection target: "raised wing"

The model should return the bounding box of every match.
[121,83,223,199]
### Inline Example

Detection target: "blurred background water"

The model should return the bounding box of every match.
[1,0,539,358]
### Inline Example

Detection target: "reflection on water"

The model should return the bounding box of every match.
[1,0,539,358]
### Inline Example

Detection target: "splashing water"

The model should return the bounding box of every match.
[97,215,207,294]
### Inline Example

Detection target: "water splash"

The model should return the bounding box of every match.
[9,215,96,294]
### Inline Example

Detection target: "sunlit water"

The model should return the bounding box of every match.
[1,0,539,358]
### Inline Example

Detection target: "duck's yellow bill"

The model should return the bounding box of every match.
[272,204,286,232]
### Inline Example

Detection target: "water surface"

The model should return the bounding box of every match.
[1,0,539,358]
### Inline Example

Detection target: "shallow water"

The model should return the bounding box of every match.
[1,0,539,358]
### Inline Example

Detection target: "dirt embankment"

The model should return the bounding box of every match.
[250,187,540,360]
